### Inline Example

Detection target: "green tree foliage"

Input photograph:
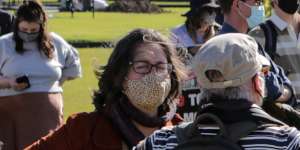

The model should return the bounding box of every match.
[264,0,272,17]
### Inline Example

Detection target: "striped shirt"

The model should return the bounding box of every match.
[136,124,300,150]
[249,13,300,98]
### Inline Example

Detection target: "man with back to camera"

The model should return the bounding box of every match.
[134,33,300,150]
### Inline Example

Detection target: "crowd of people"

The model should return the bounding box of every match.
[0,0,300,149]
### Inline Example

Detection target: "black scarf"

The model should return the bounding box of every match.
[109,98,171,148]
[197,96,285,126]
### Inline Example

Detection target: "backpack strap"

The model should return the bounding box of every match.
[259,20,278,60]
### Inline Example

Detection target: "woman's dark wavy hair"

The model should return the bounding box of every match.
[93,28,187,116]
[13,0,54,58]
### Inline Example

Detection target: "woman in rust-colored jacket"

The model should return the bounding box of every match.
[25,28,187,150]
[25,111,182,150]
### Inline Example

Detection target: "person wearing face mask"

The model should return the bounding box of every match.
[249,0,300,105]
[218,0,265,34]
[170,0,221,122]
[25,28,187,150]
[238,0,265,29]
[171,0,221,56]
[0,1,82,149]
[248,0,300,128]
[135,33,300,150]
[218,0,295,104]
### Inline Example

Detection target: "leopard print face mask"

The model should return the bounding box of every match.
[123,73,171,113]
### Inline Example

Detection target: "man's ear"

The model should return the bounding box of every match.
[253,74,264,97]
[252,74,265,106]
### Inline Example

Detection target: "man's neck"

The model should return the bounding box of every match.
[224,13,248,33]
[274,8,294,24]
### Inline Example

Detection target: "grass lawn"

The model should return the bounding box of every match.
[62,48,112,119]
[47,7,188,42]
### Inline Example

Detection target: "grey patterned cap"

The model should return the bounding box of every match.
[192,33,269,89]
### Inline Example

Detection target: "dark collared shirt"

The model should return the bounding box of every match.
[218,22,239,34]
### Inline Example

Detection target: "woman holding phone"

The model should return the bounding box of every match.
[0,1,81,149]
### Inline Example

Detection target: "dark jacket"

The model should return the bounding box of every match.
[25,112,182,150]
[0,9,14,36]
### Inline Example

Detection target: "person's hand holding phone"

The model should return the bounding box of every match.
[15,75,30,90]
[6,75,30,91]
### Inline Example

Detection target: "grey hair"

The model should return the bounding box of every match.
[200,81,254,100]
[200,70,265,106]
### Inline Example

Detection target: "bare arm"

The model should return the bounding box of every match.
[0,76,29,90]
[0,76,13,89]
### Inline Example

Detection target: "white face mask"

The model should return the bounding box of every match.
[123,73,171,113]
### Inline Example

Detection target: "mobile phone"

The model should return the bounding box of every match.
[16,75,31,89]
